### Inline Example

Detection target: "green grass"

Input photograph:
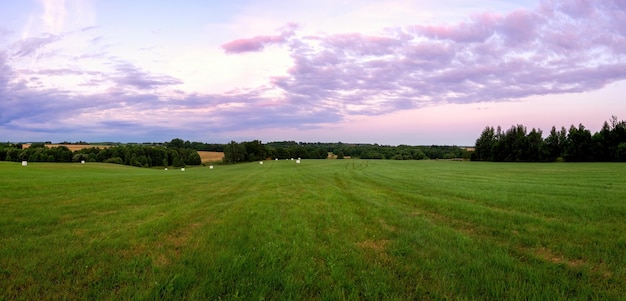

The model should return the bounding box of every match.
[1,160,625,300]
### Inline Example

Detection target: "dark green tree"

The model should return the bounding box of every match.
[564,124,593,162]
[223,141,246,164]
[473,126,495,161]
[168,138,185,149]
[545,126,567,161]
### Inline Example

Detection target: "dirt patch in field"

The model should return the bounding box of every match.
[379,218,397,232]
[357,239,390,252]
[534,247,585,267]
[356,239,391,264]
[198,151,224,162]
[152,222,203,268]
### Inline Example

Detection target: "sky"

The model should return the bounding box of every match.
[0,0,625,145]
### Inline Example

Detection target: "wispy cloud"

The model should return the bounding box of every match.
[12,34,60,57]
[112,62,183,90]
[41,0,67,35]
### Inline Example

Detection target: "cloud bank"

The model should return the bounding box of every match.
[1,0,625,142]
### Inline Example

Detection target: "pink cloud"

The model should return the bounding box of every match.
[499,9,540,44]
[264,0,626,116]
[556,0,597,18]
[221,23,298,54]
[413,13,500,43]
[3,0,626,142]
[221,34,286,53]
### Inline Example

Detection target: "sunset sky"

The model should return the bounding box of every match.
[1,0,624,145]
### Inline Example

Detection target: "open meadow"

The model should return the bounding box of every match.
[0,160,625,300]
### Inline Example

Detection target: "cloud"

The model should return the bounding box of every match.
[112,63,183,90]
[2,0,626,142]
[39,0,96,35]
[12,34,60,57]
[42,0,67,35]
[264,0,626,115]
[221,35,286,53]
[221,23,297,53]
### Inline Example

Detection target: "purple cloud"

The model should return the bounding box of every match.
[1,0,626,142]
[112,63,182,90]
[222,34,286,53]
[412,13,499,43]
[263,0,626,115]
[221,23,297,53]
[12,34,60,57]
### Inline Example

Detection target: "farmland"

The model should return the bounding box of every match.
[1,160,625,300]
[197,151,224,163]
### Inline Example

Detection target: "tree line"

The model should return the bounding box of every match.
[222,140,469,163]
[0,140,201,167]
[1,138,471,167]
[472,116,626,162]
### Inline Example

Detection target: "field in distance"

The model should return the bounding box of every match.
[1,160,624,300]
[197,151,224,163]
[21,143,114,152]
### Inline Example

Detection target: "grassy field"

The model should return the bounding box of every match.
[0,160,625,300]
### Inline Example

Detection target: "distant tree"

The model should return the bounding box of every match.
[526,128,545,162]
[593,121,613,161]
[173,155,185,168]
[564,124,593,162]
[51,146,73,162]
[602,115,626,161]
[618,143,626,161]
[168,138,185,149]
[412,149,428,160]
[223,141,246,164]
[244,140,267,161]
[473,126,495,161]
[545,126,567,161]
[186,151,202,165]
[5,148,20,161]
[72,153,89,162]
[30,142,46,148]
